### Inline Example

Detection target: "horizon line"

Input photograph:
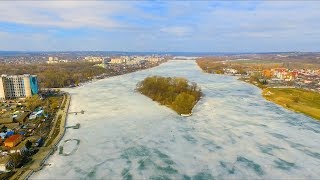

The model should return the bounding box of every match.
[0,50,319,54]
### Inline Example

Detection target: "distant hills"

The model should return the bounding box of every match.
[1,51,319,57]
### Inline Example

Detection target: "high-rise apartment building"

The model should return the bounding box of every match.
[0,74,39,100]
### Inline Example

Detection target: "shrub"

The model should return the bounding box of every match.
[292,96,300,103]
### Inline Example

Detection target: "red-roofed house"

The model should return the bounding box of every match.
[4,134,22,148]
[272,68,288,79]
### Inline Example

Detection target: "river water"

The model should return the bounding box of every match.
[32,60,320,179]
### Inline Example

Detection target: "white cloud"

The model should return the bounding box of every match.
[0,1,134,29]
[0,1,319,51]
[160,26,193,37]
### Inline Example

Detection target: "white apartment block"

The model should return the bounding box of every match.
[110,58,127,64]
[84,56,104,63]
[146,57,160,62]
[0,74,39,100]
[46,57,69,64]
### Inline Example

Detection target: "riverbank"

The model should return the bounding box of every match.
[30,60,320,179]
[262,88,320,120]
[196,63,320,121]
[238,76,320,121]
[17,62,168,179]
[10,92,71,180]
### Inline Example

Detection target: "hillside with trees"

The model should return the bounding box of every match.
[136,76,202,115]
[0,59,167,88]
[0,62,108,88]
[197,58,247,74]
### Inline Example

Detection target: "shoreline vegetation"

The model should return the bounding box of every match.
[262,88,320,120]
[0,60,167,88]
[196,59,320,121]
[136,76,202,116]
[0,62,106,88]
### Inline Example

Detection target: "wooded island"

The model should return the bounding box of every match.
[136,76,202,115]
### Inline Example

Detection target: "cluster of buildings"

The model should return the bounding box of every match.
[0,74,41,172]
[223,68,239,75]
[263,68,299,81]
[0,133,24,172]
[0,133,25,172]
[109,56,128,64]
[0,55,48,64]
[109,56,161,64]
[0,102,42,172]
[262,68,320,91]
[217,64,320,92]
[93,56,164,68]
[0,99,46,172]
[46,57,69,64]
[0,116,42,172]
[0,74,39,100]
[0,89,54,174]
[83,56,106,63]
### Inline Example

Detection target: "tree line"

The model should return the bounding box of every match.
[136,76,202,115]
[196,58,247,74]
[0,62,111,88]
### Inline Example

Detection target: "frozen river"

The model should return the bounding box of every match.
[33,60,320,179]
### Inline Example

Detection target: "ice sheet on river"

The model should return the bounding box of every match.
[32,60,320,179]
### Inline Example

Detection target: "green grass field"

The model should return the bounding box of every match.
[262,88,320,120]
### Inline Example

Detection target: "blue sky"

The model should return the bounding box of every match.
[0,1,319,52]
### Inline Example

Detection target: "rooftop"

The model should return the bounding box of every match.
[1,74,37,78]
[4,134,22,143]
[0,155,10,165]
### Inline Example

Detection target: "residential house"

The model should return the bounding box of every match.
[0,156,14,172]
[4,134,23,148]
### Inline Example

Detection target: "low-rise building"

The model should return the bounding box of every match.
[29,109,44,120]
[4,134,23,148]
[46,57,69,64]
[126,60,142,65]
[110,58,127,64]
[0,132,6,139]
[0,117,13,124]
[47,57,58,64]
[0,155,13,172]
[84,56,104,62]
[223,68,238,75]
[263,69,273,78]
[93,58,111,68]
[146,57,160,63]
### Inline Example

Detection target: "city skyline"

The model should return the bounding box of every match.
[0,1,319,52]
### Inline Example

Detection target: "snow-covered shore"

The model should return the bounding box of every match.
[32,60,320,179]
